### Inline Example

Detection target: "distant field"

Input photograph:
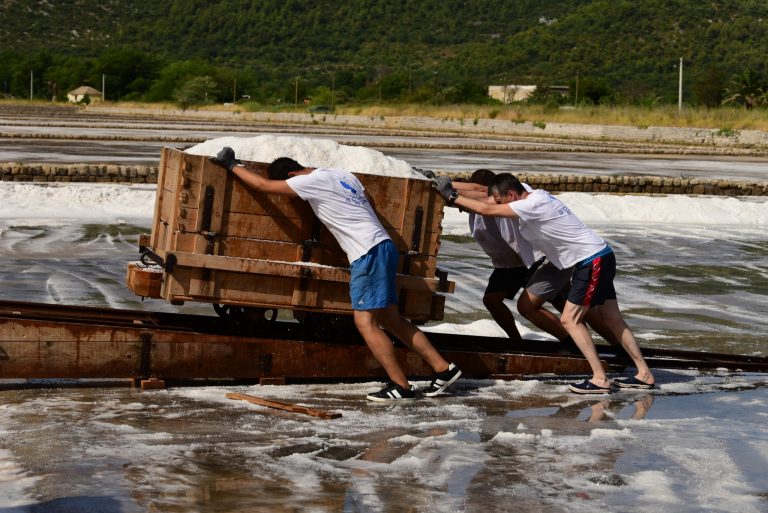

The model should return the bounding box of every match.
[321,104,768,132]
[4,99,768,132]
[222,101,768,132]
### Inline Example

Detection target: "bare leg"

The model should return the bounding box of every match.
[517,290,569,341]
[553,291,618,346]
[374,305,450,373]
[560,301,610,388]
[584,309,621,346]
[483,291,522,342]
[354,309,410,389]
[591,300,654,384]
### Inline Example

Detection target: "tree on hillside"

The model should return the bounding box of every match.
[175,76,219,109]
[93,48,163,101]
[721,69,766,109]
[692,66,727,107]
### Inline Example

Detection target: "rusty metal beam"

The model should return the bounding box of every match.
[0,301,593,381]
[1,301,766,383]
[0,316,593,380]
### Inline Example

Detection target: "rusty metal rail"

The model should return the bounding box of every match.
[0,300,765,386]
[427,332,768,373]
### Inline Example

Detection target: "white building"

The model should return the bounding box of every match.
[488,84,570,103]
[67,86,103,103]
[488,84,538,103]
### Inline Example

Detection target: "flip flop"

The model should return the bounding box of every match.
[568,379,612,394]
[614,376,655,390]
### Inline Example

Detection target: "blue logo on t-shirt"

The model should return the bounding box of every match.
[339,180,358,194]
[338,178,367,206]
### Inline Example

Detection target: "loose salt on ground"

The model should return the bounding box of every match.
[185,135,425,179]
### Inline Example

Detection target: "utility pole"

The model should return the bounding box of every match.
[30,71,33,100]
[331,70,335,109]
[102,74,106,102]
[408,65,412,97]
[678,57,683,111]
[233,78,237,103]
[294,77,299,106]
[575,69,579,106]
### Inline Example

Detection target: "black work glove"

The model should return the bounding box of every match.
[210,146,241,171]
[434,176,458,205]
[412,167,436,179]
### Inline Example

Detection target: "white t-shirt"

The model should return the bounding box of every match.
[468,213,536,268]
[286,168,390,263]
[467,181,539,268]
[508,189,606,269]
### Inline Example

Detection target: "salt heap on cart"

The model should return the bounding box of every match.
[126,136,454,322]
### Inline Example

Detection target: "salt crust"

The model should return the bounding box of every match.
[185,135,426,179]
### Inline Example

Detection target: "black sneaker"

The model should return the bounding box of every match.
[366,382,418,402]
[423,363,462,397]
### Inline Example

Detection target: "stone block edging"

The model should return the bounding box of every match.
[1,163,766,196]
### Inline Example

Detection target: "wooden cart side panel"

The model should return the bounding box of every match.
[151,147,183,252]
[159,150,190,255]
[166,252,451,291]
[407,184,444,259]
[165,268,439,319]
[161,148,444,255]
[149,148,450,319]
[193,157,229,254]
[168,211,441,259]
[168,268,352,312]
[168,234,437,275]
[149,148,168,250]
[169,149,439,232]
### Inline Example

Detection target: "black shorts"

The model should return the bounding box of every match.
[568,249,617,307]
[485,267,528,300]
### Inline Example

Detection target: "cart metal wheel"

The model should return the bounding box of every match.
[213,304,278,334]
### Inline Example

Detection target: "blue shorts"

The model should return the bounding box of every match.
[349,239,399,311]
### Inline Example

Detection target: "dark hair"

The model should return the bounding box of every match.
[267,157,304,180]
[490,172,525,197]
[470,168,495,187]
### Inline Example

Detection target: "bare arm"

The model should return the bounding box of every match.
[453,181,489,201]
[453,195,519,218]
[230,165,297,196]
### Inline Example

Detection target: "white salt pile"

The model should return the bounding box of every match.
[185,135,425,179]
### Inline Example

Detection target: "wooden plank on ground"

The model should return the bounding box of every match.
[226,392,342,419]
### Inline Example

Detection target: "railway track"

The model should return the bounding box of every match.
[1,300,766,387]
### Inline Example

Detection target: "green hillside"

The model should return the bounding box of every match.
[2,0,767,106]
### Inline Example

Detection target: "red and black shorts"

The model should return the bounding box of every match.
[567,247,617,308]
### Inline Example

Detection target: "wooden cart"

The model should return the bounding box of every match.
[127,147,453,322]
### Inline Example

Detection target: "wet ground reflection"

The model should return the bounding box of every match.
[1,375,766,513]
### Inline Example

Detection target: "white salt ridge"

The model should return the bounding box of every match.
[424,318,553,341]
[441,192,768,236]
[0,183,155,225]
[185,135,425,179]
[2,183,766,231]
